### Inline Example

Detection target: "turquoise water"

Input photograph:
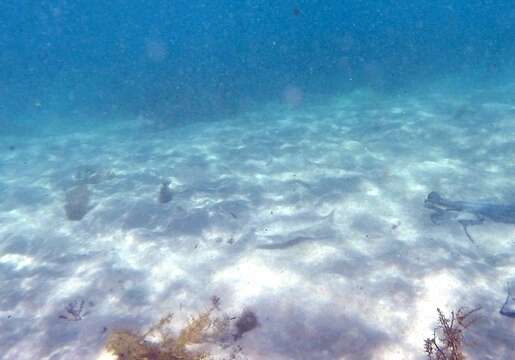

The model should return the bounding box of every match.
[1,2,515,359]
[1,1,514,124]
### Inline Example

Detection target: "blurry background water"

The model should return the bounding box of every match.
[1,1,514,129]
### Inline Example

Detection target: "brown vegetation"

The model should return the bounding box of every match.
[424,307,480,360]
[105,302,225,360]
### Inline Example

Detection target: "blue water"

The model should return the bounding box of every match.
[2,2,515,360]
[1,1,514,126]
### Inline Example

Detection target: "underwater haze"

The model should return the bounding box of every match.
[1,1,515,359]
[2,1,515,125]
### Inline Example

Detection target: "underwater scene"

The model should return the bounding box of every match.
[1,1,515,359]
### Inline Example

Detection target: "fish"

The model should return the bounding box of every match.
[64,184,92,221]
[255,209,336,250]
[424,191,515,242]
[500,288,515,318]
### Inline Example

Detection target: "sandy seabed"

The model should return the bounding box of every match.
[1,82,515,360]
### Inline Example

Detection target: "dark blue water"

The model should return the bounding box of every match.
[1,1,514,125]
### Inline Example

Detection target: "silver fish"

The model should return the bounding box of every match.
[255,209,336,250]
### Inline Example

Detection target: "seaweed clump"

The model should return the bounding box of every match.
[105,305,223,360]
[424,307,480,360]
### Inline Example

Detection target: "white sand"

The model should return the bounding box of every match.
[1,82,515,359]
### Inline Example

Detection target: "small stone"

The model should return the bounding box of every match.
[234,309,258,340]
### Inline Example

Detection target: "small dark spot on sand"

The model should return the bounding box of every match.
[158,180,173,204]
[8,145,15,151]
[293,7,301,16]
[211,295,221,309]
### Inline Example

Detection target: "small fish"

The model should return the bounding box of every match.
[500,289,515,318]
[65,184,91,221]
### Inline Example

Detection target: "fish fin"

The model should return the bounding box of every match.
[324,209,336,223]
[459,221,476,243]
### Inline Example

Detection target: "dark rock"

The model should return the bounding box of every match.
[234,309,258,339]
[158,180,173,204]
